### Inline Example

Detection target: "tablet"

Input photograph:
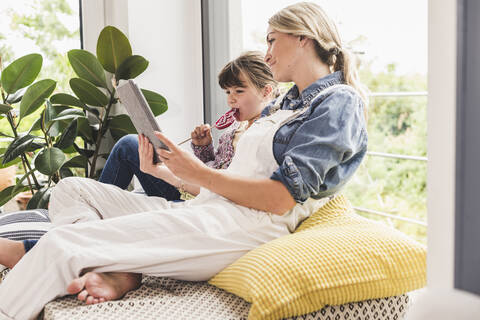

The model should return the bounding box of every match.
[116,79,169,163]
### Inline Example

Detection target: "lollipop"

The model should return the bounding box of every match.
[214,108,236,129]
[178,109,236,145]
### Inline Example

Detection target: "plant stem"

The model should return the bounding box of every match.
[89,90,115,178]
[5,110,39,193]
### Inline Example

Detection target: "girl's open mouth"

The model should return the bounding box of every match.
[232,108,240,120]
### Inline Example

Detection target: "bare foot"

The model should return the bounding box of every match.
[0,238,25,269]
[67,272,142,304]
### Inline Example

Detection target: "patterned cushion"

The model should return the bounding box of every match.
[208,194,426,320]
[0,209,51,241]
[0,209,52,271]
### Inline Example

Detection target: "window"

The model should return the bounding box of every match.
[241,0,428,244]
[0,0,81,135]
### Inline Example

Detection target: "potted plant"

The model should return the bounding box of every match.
[0,26,168,209]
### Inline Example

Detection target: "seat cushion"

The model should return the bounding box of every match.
[40,276,409,320]
[208,194,426,320]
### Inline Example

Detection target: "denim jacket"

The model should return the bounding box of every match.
[261,71,368,203]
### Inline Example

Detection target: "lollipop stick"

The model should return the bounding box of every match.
[177,137,193,146]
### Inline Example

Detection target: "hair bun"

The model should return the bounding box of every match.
[329,47,340,56]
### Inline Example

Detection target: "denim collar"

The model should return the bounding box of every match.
[285,71,345,109]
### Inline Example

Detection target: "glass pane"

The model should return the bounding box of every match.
[0,0,80,92]
[0,0,80,134]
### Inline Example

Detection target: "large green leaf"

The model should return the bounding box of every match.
[41,106,69,136]
[2,134,35,164]
[51,93,99,117]
[27,186,51,210]
[59,167,74,178]
[70,78,109,107]
[73,143,94,158]
[96,26,132,73]
[50,93,85,108]
[141,89,168,116]
[54,119,78,149]
[34,147,66,175]
[77,117,93,142]
[0,104,12,114]
[19,79,56,119]
[1,54,42,94]
[115,55,149,80]
[62,155,87,168]
[68,49,107,88]
[0,185,29,207]
[50,108,85,122]
[108,114,137,141]
[43,100,56,124]
[0,154,22,169]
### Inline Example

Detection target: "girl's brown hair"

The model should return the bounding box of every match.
[218,51,278,97]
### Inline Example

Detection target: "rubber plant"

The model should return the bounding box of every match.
[0,26,168,209]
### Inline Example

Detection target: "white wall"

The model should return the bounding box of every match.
[427,0,457,289]
[127,0,204,145]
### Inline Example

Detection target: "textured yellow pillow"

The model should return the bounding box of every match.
[208,194,426,320]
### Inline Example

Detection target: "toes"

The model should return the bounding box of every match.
[86,295,94,305]
[67,274,88,295]
[99,297,106,303]
[92,298,100,304]
[77,290,88,301]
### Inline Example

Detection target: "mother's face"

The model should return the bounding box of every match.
[264,26,302,83]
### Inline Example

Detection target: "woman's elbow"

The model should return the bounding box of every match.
[270,198,297,215]
[267,181,297,215]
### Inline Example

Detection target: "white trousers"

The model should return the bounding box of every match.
[0,177,291,320]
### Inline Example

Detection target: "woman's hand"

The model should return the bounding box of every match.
[155,131,209,185]
[191,124,212,146]
[138,134,176,181]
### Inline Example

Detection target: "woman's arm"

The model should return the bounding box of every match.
[155,132,296,215]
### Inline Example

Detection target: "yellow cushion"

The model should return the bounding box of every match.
[208,194,426,320]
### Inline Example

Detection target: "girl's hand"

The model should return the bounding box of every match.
[191,124,212,146]
[155,131,209,185]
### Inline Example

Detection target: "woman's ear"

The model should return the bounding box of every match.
[298,35,309,48]
[263,85,273,99]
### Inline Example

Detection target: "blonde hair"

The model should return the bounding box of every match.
[269,2,368,117]
[218,51,279,99]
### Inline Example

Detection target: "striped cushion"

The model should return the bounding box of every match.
[0,209,51,241]
[208,194,426,320]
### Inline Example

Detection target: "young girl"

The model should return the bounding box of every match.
[138,51,277,198]
[98,51,276,200]
[0,3,368,318]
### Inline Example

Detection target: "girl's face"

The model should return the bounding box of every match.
[264,27,301,82]
[225,74,269,123]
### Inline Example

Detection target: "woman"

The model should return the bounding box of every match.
[0,3,367,319]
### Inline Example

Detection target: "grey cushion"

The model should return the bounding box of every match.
[0,209,51,241]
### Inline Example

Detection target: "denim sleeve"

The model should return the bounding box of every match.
[270,89,368,203]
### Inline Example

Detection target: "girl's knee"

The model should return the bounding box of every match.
[112,134,138,156]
